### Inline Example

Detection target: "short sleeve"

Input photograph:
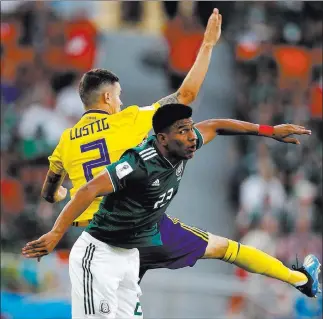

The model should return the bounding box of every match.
[132,102,160,137]
[48,136,65,175]
[105,151,146,192]
[194,127,204,150]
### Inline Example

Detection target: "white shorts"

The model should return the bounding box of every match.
[69,231,143,319]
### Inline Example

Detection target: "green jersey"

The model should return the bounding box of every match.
[86,127,204,248]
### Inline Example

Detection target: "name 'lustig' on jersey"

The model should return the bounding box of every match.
[70,118,110,140]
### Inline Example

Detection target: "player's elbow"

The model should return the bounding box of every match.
[178,89,197,105]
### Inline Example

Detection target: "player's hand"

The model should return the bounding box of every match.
[21,231,63,261]
[203,8,222,47]
[55,186,68,202]
[273,124,311,144]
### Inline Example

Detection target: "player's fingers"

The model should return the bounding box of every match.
[209,9,218,21]
[22,248,44,257]
[205,15,214,31]
[23,251,48,259]
[23,246,48,253]
[205,9,219,34]
[59,186,67,194]
[283,137,300,144]
[25,241,47,249]
[22,241,49,252]
[293,128,311,135]
[25,238,45,246]
[291,125,311,134]
[218,14,222,26]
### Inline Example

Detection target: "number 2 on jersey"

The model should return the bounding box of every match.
[80,138,111,182]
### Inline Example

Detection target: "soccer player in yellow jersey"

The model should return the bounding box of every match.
[41,9,222,227]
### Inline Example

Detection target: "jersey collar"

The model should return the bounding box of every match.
[82,109,110,116]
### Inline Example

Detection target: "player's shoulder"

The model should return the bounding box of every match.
[57,128,72,144]
[118,103,160,118]
[121,104,140,115]
[121,136,156,166]
[131,135,156,156]
[103,105,139,126]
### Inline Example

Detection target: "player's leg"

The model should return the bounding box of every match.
[139,214,209,280]
[116,287,143,319]
[137,214,209,316]
[69,231,129,318]
[203,233,321,297]
[116,249,143,319]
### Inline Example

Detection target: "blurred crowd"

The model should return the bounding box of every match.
[1,2,322,318]
[1,1,99,257]
[226,2,322,319]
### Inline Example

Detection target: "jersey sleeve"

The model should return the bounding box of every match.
[105,151,146,192]
[132,102,161,137]
[194,127,204,150]
[48,133,65,175]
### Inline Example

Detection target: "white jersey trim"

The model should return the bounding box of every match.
[139,147,154,155]
[143,153,158,161]
[105,168,116,192]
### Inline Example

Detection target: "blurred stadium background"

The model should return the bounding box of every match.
[1,1,322,318]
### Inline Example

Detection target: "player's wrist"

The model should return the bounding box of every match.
[258,124,274,137]
[51,228,65,239]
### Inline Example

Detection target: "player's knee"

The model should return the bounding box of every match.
[203,233,229,259]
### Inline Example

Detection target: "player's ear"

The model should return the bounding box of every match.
[104,92,110,104]
[156,133,168,146]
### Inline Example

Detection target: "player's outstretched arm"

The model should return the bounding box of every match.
[157,8,222,107]
[22,170,114,259]
[41,170,67,203]
[195,119,311,145]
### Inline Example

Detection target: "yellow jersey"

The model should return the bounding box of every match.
[48,103,160,222]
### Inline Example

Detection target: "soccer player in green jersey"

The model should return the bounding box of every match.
[23,104,320,318]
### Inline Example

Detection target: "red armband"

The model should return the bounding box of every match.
[258,125,274,136]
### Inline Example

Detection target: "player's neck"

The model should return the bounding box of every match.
[85,106,112,115]
[86,104,113,115]
[155,142,181,166]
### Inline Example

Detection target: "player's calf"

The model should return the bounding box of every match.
[207,237,322,298]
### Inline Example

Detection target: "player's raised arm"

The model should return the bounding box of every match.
[22,170,114,259]
[195,119,311,145]
[157,8,222,106]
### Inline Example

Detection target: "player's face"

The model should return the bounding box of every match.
[166,118,197,160]
[104,82,122,113]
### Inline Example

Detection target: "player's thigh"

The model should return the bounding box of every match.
[116,287,143,319]
[202,233,229,259]
[116,248,142,319]
[140,214,209,274]
[69,233,125,318]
